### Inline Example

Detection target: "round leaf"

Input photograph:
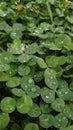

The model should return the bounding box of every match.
[39,114,54,128]
[44,68,56,77]
[11,88,25,97]
[18,54,32,63]
[63,104,73,120]
[0,64,10,72]
[25,43,38,54]
[0,112,10,129]
[6,77,21,88]
[8,42,25,54]
[45,56,59,67]
[28,103,41,117]
[60,125,73,130]
[11,123,21,130]
[34,71,43,82]
[1,97,16,113]
[0,52,14,63]
[45,76,58,90]
[22,84,40,98]
[41,87,55,103]
[36,57,47,69]
[16,95,33,114]
[58,79,68,89]
[18,65,30,76]
[21,76,34,90]
[69,81,73,90]
[40,101,51,114]
[54,113,68,128]
[0,72,10,81]
[51,98,65,112]
[57,88,73,101]
[7,64,17,76]
[24,123,39,130]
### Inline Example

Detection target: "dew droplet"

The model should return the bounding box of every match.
[46,95,49,99]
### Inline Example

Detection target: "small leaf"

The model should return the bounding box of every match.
[45,56,67,67]
[40,101,51,114]
[66,16,73,24]
[55,66,63,77]
[34,71,44,82]
[54,113,68,128]
[11,88,25,97]
[58,79,68,89]
[0,72,10,81]
[51,98,65,112]
[57,88,73,101]
[11,123,21,130]
[0,21,12,32]
[44,68,56,77]
[10,23,25,39]
[21,76,34,90]
[28,103,41,117]
[8,42,25,54]
[23,84,41,98]
[6,77,21,88]
[63,104,73,120]
[18,65,30,76]
[28,56,37,66]
[36,57,47,69]
[60,125,73,130]
[0,9,6,17]
[18,54,32,63]
[0,112,10,129]
[0,52,14,63]
[39,22,50,31]
[41,87,55,103]
[16,95,33,114]
[0,64,10,72]
[25,43,38,54]
[24,123,39,130]
[69,81,73,90]
[1,97,16,113]
[39,114,54,128]
[45,76,58,90]
[7,64,17,76]
[45,56,59,67]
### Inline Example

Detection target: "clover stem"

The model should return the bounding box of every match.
[46,0,55,27]
[0,47,5,52]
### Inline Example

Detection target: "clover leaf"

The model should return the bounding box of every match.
[60,125,73,130]
[51,98,65,112]
[39,114,54,128]
[21,76,34,90]
[36,57,47,69]
[28,103,41,117]
[0,112,10,129]
[18,54,32,63]
[6,77,21,88]
[45,76,58,90]
[16,95,33,114]
[11,88,25,97]
[18,65,30,76]
[24,123,39,130]
[54,113,68,128]
[63,104,73,120]
[41,87,55,103]
[1,97,16,113]
[11,123,21,130]
[0,64,10,72]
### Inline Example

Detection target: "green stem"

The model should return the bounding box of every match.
[46,0,54,26]
[0,47,5,52]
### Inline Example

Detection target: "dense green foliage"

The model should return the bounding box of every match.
[0,0,73,129]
